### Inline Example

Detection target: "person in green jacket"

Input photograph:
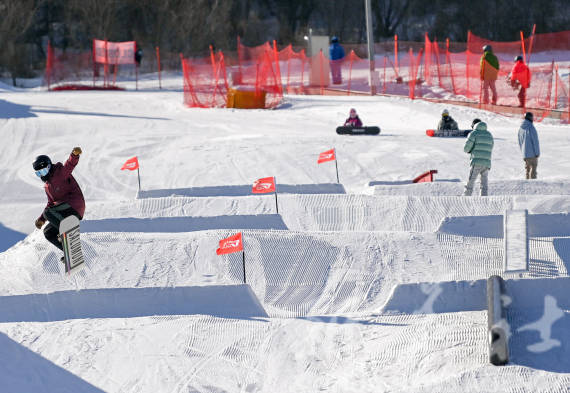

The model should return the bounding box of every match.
[480,45,499,105]
[463,121,494,196]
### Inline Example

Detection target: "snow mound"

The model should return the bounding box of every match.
[373,179,570,196]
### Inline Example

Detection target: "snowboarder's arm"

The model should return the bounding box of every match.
[437,119,444,131]
[355,117,363,127]
[37,193,54,223]
[62,149,81,177]
[531,126,540,157]
[464,133,475,153]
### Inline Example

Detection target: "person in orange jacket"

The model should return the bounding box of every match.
[480,45,499,105]
[508,55,531,108]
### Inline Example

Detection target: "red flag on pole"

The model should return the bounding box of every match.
[216,232,244,255]
[317,149,336,164]
[252,177,276,194]
[121,156,139,171]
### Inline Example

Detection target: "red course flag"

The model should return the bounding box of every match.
[252,177,276,194]
[216,232,243,255]
[121,156,139,171]
[318,149,336,164]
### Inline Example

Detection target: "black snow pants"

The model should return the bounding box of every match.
[42,203,81,251]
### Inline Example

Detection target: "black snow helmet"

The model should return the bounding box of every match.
[33,155,52,171]
[525,112,534,122]
[514,55,523,62]
[483,45,492,52]
[471,118,482,129]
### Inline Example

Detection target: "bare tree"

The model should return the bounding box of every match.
[64,0,121,42]
[0,0,37,84]
[373,0,410,38]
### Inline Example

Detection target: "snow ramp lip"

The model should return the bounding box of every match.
[437,212,570,238]
[382,279,487,314]
[137,183,346,198]
[81,214,288,233]
[0,285,268,322]
[0,332,106,393]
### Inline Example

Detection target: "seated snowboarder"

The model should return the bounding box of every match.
[437,109,459,131]
[344,108,363,127]
[34,147,85,262]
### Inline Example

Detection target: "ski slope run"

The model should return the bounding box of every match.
[0,83,569,392]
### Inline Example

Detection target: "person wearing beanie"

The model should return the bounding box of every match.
[344,108,363,127]
[480,45,499,105]
[463,121,494,196]
[518,112,540,179]
[437,109,459,131]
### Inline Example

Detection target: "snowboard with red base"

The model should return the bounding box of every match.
[59,215,85,274]
[337,126,380,135]
[426,129,471,137]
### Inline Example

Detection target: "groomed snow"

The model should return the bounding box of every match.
[0,77,569,392]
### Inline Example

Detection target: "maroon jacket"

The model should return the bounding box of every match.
[344,116,363,127]
[39,154,85,221]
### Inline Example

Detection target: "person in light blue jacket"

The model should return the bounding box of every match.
[518,112,540,179]
[463,121,494,196]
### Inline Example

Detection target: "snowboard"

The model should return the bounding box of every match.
[59,215,85,274]
[426,129,471,137]
[336,126,381,135]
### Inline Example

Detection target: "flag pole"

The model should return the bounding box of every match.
[334,148,340,183]
[274,177,279,214]
[137,167,141,192]
[242,250,246,284]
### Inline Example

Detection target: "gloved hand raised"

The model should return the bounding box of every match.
[72,147,82,156]
[35,217,45,229]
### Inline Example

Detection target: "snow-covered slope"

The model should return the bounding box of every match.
[1,79,569,392]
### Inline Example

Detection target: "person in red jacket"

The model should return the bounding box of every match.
[344,108,363,127]
[509,55,531,108]
[33,147,85,256]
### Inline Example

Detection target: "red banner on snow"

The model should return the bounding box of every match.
[317,149,336,164]
[252,177,276,194]
[121,156,139,171]
[216,232,243,255]
[94,40,136,65]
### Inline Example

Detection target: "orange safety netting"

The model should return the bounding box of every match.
[181,49,228,108]
[271,30,568,121]
[43,41,141,90]
[182,42,283,108]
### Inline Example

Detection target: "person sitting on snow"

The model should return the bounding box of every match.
[344,108,363,127]
[437,109,459,131]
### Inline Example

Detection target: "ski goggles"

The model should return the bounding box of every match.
[35,164,51,177]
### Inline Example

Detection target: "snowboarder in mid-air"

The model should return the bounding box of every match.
[34,147,85,260]
[344,108,363,127]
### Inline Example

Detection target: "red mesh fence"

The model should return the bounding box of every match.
[182,41,283,108]
[44,42,99,90]
[43,40,170,90]
[181,32,568,119]
[181,49,228,108]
